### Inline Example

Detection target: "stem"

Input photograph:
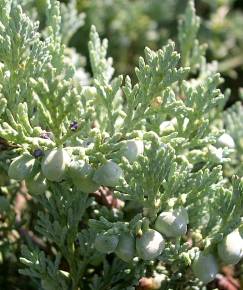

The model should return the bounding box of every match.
[218,54,243,73]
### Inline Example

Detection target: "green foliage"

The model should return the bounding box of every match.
[0,0,242,289]
[178,0,206,70]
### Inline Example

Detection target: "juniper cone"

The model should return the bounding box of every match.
[0,0,242,289]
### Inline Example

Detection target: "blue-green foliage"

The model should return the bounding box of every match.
[0,1,242,289]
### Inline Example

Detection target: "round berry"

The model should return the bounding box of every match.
[217,229,243,265]
[115,233,135,262]
[93,160,123,187]
[154,208,188,238]
[192,251,218,284]
[8,154,36,181]
[136,229,165,260]
[122,140,144,162]
[218,133,235,149]
[33,148,44,158]
[68,160,99,193]
[41,148,71,182]
[94,232,119,254]
[26,172,47,195]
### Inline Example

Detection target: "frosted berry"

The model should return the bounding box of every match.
[217,229,243,265]
[192,251,218,284]
[93,160,123,187]
[154,208,188,238]
[115,233,135,262]
[8,154,36,181]
[136,229,165,260]
[41,148,71,181]
[94,232,119,254]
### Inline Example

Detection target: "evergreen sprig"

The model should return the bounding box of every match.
[0,1,242,289]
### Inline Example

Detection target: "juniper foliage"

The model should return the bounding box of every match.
[0,1,242,290]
